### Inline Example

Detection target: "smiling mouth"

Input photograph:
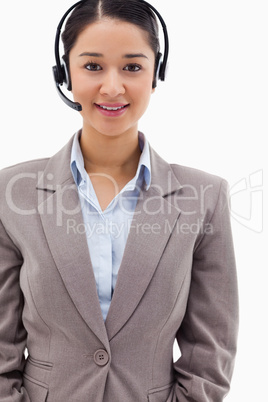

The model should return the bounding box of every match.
[96,104,129,111]
[94,103,130,117]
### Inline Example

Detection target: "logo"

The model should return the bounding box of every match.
[229,169,263,233]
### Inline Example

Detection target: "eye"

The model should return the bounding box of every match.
[124,63,142,72]
[85,62,102,71]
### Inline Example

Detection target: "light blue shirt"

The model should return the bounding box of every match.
[70,131,151,321]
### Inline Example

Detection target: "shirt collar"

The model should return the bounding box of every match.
[70,130,151,191]
[70,130,86,187]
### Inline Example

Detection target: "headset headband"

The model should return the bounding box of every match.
[52,0,169,111]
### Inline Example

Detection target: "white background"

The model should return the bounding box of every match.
[0,1,267,400]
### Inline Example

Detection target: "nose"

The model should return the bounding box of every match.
[99,69,125,98]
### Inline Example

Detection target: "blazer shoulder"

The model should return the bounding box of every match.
[169,163,230,212]
[170,162,227,189]
[0,158,50,204]
[0,157,49,182]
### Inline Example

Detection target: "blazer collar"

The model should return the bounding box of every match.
[36,134,182,344]
[37,132,182,195]
[36,135,74,191]
[150,146,182,197]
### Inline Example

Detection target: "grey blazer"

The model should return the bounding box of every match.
[0,135,238,402]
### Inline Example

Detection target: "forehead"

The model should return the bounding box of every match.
[71,18,153,54]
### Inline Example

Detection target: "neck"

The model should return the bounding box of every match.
[79,125,141,178]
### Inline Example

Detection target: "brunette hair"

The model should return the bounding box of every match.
[62,0,160,87]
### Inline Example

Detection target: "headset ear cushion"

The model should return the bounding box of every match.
[52,65,62,85]
[62,55,72,91]
[153,52,163,88]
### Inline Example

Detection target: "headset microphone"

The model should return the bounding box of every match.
[53,76,82,111]
[52,0,169,112]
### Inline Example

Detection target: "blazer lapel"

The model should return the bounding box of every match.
[36,136,109,350]
[105,147,182,341]
[36,136,182,346]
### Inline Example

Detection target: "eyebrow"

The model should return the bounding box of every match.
[123,53,148,59]
[79,52,103,57]
[79,52,148,59]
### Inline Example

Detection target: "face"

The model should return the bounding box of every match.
[69,19,156,138]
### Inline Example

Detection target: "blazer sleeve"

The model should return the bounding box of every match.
[173,179,239,401]
[0,218,30,401]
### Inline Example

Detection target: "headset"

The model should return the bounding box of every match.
[52,0,169,111]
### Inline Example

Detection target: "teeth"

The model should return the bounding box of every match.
[99,105,125,111]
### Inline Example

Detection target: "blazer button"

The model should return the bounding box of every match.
[94,349,109,366]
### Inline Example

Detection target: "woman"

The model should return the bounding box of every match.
[0,0,238,401]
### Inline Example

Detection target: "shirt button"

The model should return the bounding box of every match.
[94,349,109,366]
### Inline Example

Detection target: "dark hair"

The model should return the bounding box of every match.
[62,0,160,86]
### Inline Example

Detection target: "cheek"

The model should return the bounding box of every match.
[71,77,93,99]
[70,66,95,99]
[130,72,154,95]
[131,78,154,108]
